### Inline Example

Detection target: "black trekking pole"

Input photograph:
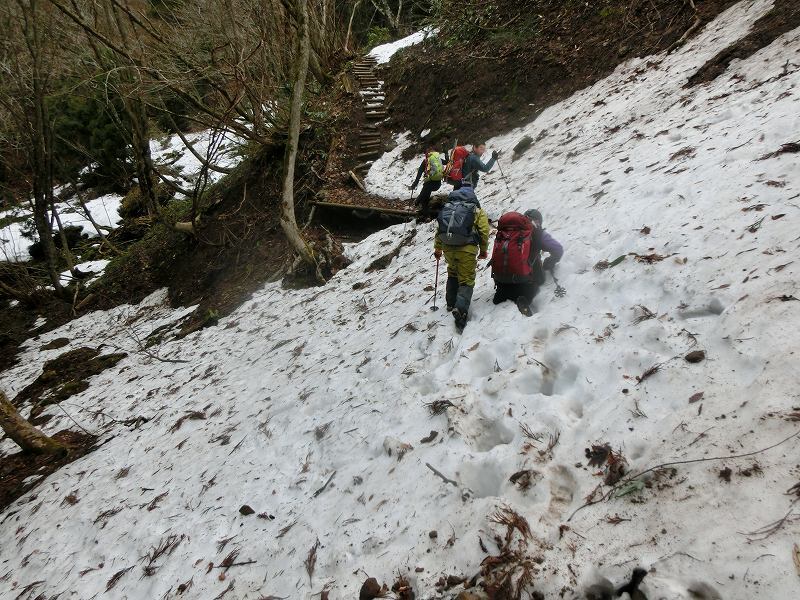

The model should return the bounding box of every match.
[495,158,515,203]
[431,255,440,311]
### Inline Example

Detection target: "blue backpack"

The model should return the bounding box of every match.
[437,186,479,246]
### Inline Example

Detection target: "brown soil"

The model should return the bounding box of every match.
[687,0,800,86]
[381,0,740,155]
[88,130,365,332]
[12,347,127,423]
[1,80,395,373]
[0,430,97,512]
[0,297,74,372]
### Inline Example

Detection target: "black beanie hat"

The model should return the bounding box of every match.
[524,209,543,225]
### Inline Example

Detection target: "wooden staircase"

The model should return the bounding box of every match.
[352,56,386,179]
[310,55,414,220]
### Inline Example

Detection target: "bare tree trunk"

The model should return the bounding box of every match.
[70,184,122,255]
[280,0,317,273]
[0,391,66,455]
[370,0,400,31]
[50,202,75,271]
[345,0,361,52]
[20,0,66,296]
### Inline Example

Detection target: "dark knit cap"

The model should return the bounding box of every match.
[524,209,543,224]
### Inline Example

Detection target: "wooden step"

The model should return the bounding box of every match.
[358,151,381,159]
[348,170,366,192]
[311,201,414,219]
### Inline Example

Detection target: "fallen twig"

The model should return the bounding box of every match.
[568,429,800,521]
[426,462,458,486]
[312,471,336,498]
[742,500,799,542]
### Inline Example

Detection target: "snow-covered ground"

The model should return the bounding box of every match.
[0,194,123,263]
[58,260,111,286]
[2,2,800,598]
[150,127,243,189]
[368,27,437,64]
[0,128,243,263]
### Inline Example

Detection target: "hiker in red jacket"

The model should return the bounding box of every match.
[490,209,563,316]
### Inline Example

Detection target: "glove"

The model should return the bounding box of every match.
[542,256,556,272]
[434,250,442,260]
[492,150,499,159]
[478,251,488,260]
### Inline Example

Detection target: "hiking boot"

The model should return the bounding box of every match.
[516,296,533,317]
[453,308,468,331]
[446,305,454,312]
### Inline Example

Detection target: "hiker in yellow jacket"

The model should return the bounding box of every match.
[433,181,490,331]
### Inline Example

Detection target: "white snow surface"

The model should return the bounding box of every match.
[368,28,437,65]
[2,2,800,598]
[59,260,111,286]
[0,126,244,263]
[150,127,244,189]
[0,194,123,263]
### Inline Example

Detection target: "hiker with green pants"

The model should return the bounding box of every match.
[433,180,490,331]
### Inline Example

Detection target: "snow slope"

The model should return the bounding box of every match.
[368,27,437,64]
[2,2,800,598]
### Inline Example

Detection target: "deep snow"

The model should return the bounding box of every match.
[2,2,800,598]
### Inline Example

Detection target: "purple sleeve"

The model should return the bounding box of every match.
[540,231,563,261]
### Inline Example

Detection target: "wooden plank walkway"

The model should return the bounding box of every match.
[311,200,416,219]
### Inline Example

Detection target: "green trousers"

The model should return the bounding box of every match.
[442,245,478,286]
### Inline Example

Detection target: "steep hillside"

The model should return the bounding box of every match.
[380,0,798,153]
[1,2,799,599]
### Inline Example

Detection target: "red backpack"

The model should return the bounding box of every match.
[491,212,536,283]
[446,146,469,182]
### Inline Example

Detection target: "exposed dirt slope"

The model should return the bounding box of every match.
[687,0,800,85]
[383,0,740,153]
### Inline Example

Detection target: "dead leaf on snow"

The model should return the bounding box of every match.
[685,350,706,363]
